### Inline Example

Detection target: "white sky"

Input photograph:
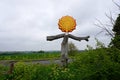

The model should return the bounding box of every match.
[0,0,119,51]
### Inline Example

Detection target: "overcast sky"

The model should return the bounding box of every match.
[0,0,119,51]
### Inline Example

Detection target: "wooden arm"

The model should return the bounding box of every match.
[68,34,90,41]
[47,33,90,41]
[47,34,65,41]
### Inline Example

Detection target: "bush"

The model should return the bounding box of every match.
[1,48,120,80]
[69,48,120,80]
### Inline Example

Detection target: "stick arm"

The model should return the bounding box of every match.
[47,34,65,41]
[68,34,90,41]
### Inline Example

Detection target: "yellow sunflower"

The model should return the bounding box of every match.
[58,15,76,32]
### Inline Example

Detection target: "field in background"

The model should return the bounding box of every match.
[0,48,120,80]
[0,51,60,60]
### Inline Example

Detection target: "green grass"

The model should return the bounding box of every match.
[0,52,60,60]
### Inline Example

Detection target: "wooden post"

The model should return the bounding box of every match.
[7,62,14,74]
[61,34,68,67]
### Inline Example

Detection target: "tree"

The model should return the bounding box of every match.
[110,14,120,49]
[113,0,120,10]
[68,42,78,56]
[95,12,115,38]
[95,38,105,48]
[113,14,120,35]
[95,1,120,38]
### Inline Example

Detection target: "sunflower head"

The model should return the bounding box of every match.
[58,15,76,32]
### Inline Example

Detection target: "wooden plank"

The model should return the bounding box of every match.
[68,34,90,41]
[61,35,68,67]
[47,34,65,41]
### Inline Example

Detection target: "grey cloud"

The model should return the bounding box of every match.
[0,0,118,51]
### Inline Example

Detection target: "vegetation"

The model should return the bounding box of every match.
[0,47,120,80]
[68,41,78,56]
[0,52,60,60]
[110,14,120,49]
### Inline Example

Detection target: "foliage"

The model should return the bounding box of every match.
[69,48,120,80]
[86,44,93,50]
[110,14,120,49]
[110,35,120,49]
[106,47,120,63]
[0,65,9,80]
[95,38,105,48]
[2,62,53,80]
[113,14,120,35]
[1,62,74,80]
[86,38,105,50]
[0,48,120,80]
[50,66,74,80]
[37,50,45,53]
[68,41,78,56]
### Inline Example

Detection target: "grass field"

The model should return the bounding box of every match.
[0,52,60,60]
